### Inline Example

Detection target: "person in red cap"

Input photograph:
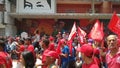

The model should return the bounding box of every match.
[106,35,120,68]
[48,36,55,51]
[45,51,59,68]
[77,43,99,68]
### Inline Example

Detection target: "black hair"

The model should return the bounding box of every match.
[0,40,5,49]
[22,51,35,68]
[43,39,49,47]
[19,39,24,44]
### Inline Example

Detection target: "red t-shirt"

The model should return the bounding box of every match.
[27,45,34,52]
[19,45,25,52]
[106,51,120,68]
[82,58,99,68]
[48,43,55,51]
[42,49,50,68]
[0,52,12,68]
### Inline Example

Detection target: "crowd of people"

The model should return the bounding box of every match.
[0,30,120,68]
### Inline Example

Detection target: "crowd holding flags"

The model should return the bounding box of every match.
[1,12,120,68]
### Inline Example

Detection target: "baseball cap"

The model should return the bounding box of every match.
[77,44,93,57]
[45,51,59,59]
[49,36,54,41]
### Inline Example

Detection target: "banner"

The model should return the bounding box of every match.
[88,20,104,42]
[16,0,56,13]
[108,12,120,36]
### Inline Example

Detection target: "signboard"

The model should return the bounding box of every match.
[16,0,56,13]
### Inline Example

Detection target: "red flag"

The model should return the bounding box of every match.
[88,20,104,42]
[77,26,86,44]
[68,22,77,54]
[101,22,104,38]
[108,12,120,35]
[56,42,61,54]
[68,22,77,41]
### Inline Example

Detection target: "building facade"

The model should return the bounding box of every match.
[1,0,120,36]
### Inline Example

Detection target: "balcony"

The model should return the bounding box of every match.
[9,0,120,19]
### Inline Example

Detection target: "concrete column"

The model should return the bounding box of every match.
[101,1,112,13]
[5,24,17,36]
[91,0,95,13]
[4,0,17,36]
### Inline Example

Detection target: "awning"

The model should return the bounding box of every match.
[9,13,120,19]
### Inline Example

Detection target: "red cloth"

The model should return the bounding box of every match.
[77,26,86,44]
[44,51,59,59]
[56,41,62,54]
[82,58,99,68]
[108,12,120,36]
[77,44,93,57]
[68,22,77,41]
[0,52,12,68]
[68,22,77,54]
[88,20,104,42]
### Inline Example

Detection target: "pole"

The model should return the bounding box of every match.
[91,0,95,14]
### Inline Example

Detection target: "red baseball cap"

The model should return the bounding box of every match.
[45,51,59,59]
[77,44,93,57]
[49,36,54,41]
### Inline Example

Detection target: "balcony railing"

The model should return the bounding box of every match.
[57,7,120,13]
[58,0,120,2]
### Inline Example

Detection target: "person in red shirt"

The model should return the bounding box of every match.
[77,43,99,68]
[36,39,50,68]
[106,35,120,68]
[0,40,12,68]
[45,51,59,68]
[15,39,25,60]
[24,37,34,53]
[48,36,55,51]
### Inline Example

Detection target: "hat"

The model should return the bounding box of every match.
[45,51,59,59]
[49,36,54,41]
[77,44,93,57]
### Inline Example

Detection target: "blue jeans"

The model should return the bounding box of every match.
[61,61,68,68]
